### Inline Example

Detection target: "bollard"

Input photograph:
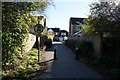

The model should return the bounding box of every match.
[54,46,57,60]
[75,47,79,60]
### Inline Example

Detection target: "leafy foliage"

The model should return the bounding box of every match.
[65,40,94,59]
[2,1,52,73]
[81,0,120,37]
[44,38,52,49]
[2,48,42,79]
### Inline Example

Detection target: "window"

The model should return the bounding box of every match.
[55,32,58,35]
[61,33,66,36]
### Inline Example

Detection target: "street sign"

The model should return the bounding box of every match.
[36,33,43,37]
[34,24,43,33]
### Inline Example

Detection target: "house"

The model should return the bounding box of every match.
[69,17,86,39]
[59,30,68,41]
[47,28,60,41]
[47,28,68,41]
[47,28,54,34]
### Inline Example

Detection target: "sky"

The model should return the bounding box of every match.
[45,0,97,31]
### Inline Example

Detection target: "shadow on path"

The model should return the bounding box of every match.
[33,42,103,79]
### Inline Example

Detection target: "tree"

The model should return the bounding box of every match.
[2,1,52,70]
[81,0,120,37]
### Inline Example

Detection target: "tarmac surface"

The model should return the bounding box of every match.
[33,42,103,79]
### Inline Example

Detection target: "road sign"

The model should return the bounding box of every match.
[36,33,43,37]
[34,24,43,33]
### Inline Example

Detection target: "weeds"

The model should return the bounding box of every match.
[2,48,42,80]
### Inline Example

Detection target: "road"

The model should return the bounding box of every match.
[33,42,103,79]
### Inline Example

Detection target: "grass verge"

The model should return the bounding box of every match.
[2,48,46,80]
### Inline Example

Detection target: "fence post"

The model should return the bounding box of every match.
[54,46,57,60]
[75,47,79,60]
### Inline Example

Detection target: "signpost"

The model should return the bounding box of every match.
[34,24,43,33]
[34,16,44,62]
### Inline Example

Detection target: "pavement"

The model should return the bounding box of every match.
[33,42,103,79]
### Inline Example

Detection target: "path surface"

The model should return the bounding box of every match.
[33,42,103,79]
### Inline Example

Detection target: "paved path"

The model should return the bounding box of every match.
[33,42,103,79]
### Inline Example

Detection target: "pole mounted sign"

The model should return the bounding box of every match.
[34,24,43,33]
[34,16,44,62]
[34,24,43,62]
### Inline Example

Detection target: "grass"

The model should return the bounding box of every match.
[2,48,45,80]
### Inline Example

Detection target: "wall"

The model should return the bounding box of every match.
[24,34,36,52]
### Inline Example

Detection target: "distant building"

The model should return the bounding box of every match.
[47,28,68,41]
[47,28,54,34]
[59,30,68,41]
[69,17,86,39]
[47,28,60,41]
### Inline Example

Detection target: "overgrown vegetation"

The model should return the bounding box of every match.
[44,38,52,49]
[81,0,120,37]
[103,37,120,57]
[64,39,120,78]
[2,1,53,79]
[2,48,43,80]
[65,40,94,59]
[92,55,120,77]
[76,0,120,78]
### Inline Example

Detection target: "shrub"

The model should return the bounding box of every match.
[65,40,77,50]
[111,68,120,75]
[65,40,94,58]
[92,56,114,67]
[103,37,120,57]
[44,38,52,49]
[75,40,94,58]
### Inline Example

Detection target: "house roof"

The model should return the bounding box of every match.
[59,30,68,36]
[60,30,68,32]
[47,28,54,33]
[70,17,86,25]
[47,28,60,32]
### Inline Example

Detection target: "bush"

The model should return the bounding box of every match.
[65,40,94,58]
[92,56,114,67]
[103,37,120,57]
[76,40,94,58]
[44,38,52,49]
[65,40,77,50]
[111,68,120,75]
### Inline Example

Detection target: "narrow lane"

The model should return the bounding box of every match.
[34,42,103,79]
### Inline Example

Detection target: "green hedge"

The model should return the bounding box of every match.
[44,38,52,49]
[75,40,94,58]
[92,56,120,76]
[103,37,120,57]
[65,40,94,58]
[65,40,76,50]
